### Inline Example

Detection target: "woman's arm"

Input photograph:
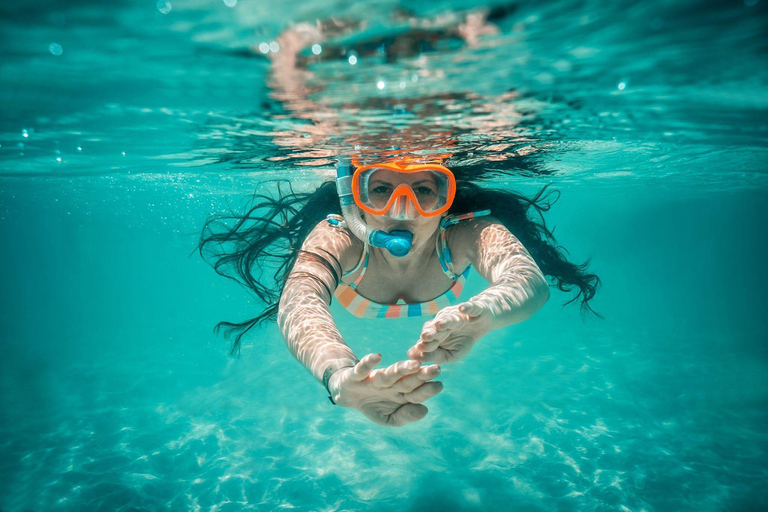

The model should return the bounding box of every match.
[459,217,550,330]
[277,220,361,385]
[406,217,549,363]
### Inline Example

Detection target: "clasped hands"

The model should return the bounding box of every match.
[406,298,493,364]
[330,299,493,427]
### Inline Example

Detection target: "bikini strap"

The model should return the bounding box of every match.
[325,214,347,229]
[437,209,492,279]
[347,244,369,289]
[326,214,370,284]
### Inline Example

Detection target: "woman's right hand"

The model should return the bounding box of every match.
[328,353,443,427]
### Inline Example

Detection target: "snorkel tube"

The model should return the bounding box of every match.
[336,158,413,257]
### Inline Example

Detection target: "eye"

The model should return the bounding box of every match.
[415,186,436,195]
[371,185,393,195]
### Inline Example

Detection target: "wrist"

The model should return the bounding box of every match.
[321,358,358,405]
[328,369,348,403]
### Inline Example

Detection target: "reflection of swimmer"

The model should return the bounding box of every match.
[257,6,506,67]
[247,9,531,171]
[199,156,600,427]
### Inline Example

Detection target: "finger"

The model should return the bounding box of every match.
[416,347,451,364]
[458,301,484,317]
[372,359,420,387]
[391,365,441,393]
[419,325,451,345]
[350,353,381,382]
[411,335,448,360]
[406,346,425,361]
[434,311,465,331]
[403,381,444,404]
[409,340,446,360]
[417,337,443,352]
[388,403,428,427]
[420,328,436,341]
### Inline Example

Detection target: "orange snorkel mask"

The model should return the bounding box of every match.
[334,157,456,256]
[350,158,456,220]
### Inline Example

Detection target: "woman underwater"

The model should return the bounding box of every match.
[199,154,600,427]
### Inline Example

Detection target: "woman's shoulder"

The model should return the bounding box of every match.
[444,214,504,265]
[305,218,365,275]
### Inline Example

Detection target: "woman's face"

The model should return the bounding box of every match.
[356,163,451,254]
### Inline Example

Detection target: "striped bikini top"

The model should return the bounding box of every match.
[331,210,491,319]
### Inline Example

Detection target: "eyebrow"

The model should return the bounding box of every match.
[370,179,437,186]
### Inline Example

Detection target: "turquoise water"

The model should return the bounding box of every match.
[1,0,767,510]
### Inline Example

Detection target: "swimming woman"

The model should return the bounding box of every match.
[199,156,600,427]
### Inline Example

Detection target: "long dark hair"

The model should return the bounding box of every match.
[198,179,600,356]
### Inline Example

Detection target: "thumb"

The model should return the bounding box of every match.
[389,403,428,426]
[458,300,484,317]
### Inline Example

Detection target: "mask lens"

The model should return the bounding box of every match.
[364,169,395,210]
[359,167,450,214]
[410,173,440,211]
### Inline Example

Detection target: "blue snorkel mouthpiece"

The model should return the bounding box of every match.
[371,230,413,258]
[335,158,413,257]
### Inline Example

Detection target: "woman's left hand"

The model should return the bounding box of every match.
[406,299,494,364]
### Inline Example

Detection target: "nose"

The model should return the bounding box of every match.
[387,195,418,220]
